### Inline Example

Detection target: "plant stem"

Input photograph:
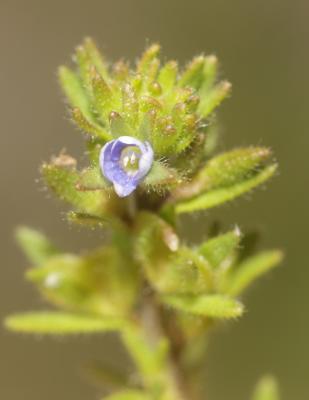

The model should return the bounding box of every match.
[123,289,193,400]
[123,193,194,399]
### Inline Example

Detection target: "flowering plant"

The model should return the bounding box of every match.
[5,38,282,400]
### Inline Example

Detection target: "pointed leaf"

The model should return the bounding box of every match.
[82,37,109,80]
[58,66,92,120]
[158,60,178,93]
[137,43,160,75]
[41,155,106,217]
[16,226,58,265]
[176,164,277,213]
[226,250,283,296]
[5,311,126,334]
[172,147,272,201]
[199,147,272,189]
[162,294,244,319]
[90,68,115,121]
[142,161,182,192]
[179,56,205,89]
[198,228,241,269]
[198,81,231,117]
[72,107,111,140]
[199,55,218,94]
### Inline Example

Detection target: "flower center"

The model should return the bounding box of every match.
[120,145,142,175]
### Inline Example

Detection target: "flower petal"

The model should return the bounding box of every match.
[99,136,154,197]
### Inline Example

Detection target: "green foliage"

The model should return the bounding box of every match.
[5,312,125,334]
[175,164,277,214]
[135,212,213,294]
[6,39,283,400]
[252,376,280,400]
[162,294,244,319]
[122,326,169,380]
[25,244,139,317]
[226,250,283,296]
[15,226,58,265]
[41,153,106,216]
[198,228,241,269]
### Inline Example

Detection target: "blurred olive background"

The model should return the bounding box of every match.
[1,0,308,399]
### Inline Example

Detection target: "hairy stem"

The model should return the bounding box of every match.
[123,289,193,400]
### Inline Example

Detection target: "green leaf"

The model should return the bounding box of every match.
[199,55,218,94]
[252,376,280,400]
[135,212,180,290]
[58,66,92,120]
[179,56,205,89]
[72,107,111,140]
[82,37,109,80]
[136,212,214,294]
[26,246,139,316]
[67,212,107,228]
[226,250,283,296]
[104,390,151,400]
[175,164,277,214]
[76,166,108,191]
[15,226,58,265]
[199,147,273,191]
[109,111,134,137]
[90,68,114,121]
[162,294,244,319]
[137,43,160,75]
[172,146,272,202]
[122,83,139,128]
[122,325,169,380]
[198,228,241,269]
[198,81,231,117]
[5,311,125,335]
[158,60,178,93]
[41,155,106,217]
[142,161,182,192]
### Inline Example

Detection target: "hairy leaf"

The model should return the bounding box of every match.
[76,166,108,191]
[179,56,205,89]
[162,294,244,319]
[58,66,92,120]
[198,81,231,117]
[41,155,106,217]
[26,246,139,316]
[5,311,125,334]
[72,107,111,140]
[142,161,182,192]
[198,228,241,269]
[16,226,58,265]
[226,250,283,296]
[82,37,109,80]
[175,164,277,213]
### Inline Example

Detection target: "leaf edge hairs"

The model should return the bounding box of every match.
[5,38,283,400]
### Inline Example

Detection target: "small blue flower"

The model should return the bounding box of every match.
[99,136,154,197]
